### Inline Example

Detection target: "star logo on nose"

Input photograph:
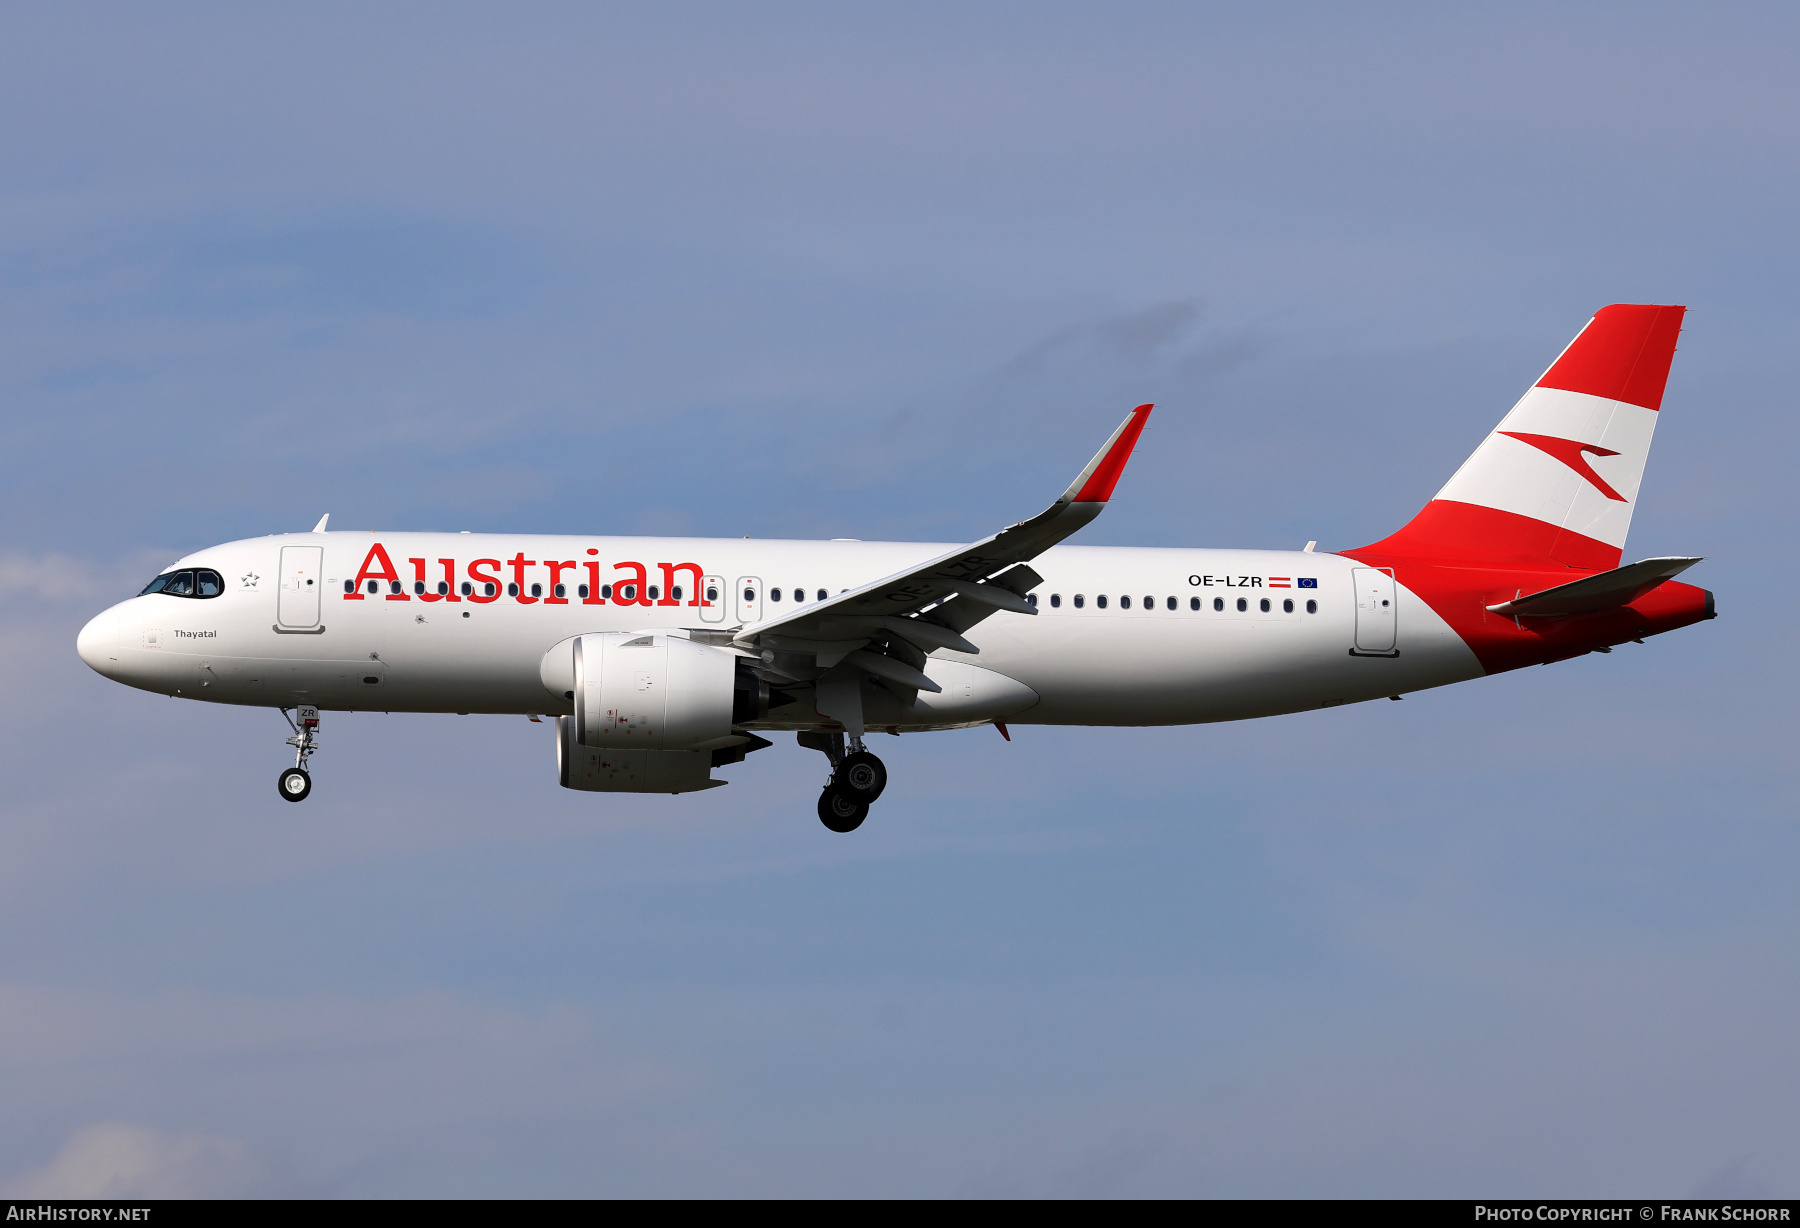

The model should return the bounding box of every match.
[241,572,260,588]
[1499,432,1629,502]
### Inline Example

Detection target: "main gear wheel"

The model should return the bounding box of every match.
[817,785,868,833]
[834,751,887,802]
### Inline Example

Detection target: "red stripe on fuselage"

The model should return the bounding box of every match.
[1356,499,1621,571]
[1345,500,1711,674]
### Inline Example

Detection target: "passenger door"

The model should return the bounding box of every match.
[278,546,324,627]
[1351,567,1397,654]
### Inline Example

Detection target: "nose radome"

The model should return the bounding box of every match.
[76,606,122,675]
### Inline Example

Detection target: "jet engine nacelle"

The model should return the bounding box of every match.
[539,632,757,751]
[555,716,725,794]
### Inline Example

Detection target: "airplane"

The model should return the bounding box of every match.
[75,303,1713,832]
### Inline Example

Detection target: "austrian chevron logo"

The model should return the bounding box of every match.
[1498,432,1628,502]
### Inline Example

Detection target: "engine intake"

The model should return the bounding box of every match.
[539,633,784,793]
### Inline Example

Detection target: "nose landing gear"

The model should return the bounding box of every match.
[277,705,320,803]
[799,730,888,833]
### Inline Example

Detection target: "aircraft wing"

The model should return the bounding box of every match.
[731,404,1153,692]
[1485,556,1702,617]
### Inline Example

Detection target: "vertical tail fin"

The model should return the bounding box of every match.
[1359,304,1685,569]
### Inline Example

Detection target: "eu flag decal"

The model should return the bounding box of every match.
[1297,577,1318,588]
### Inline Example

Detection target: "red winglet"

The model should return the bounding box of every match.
[1071,403,1153,503]
[1536,304,1685,411]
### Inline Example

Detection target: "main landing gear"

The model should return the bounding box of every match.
[800,731,888,833]
[277,705,320,803]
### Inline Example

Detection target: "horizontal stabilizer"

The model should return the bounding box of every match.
[1486,556,1702,617]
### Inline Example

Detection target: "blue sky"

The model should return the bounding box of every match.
[0,2,1795,1196]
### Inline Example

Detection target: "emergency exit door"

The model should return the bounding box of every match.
[735,577,761,625]
[697,575,726,624]
[278,546,324,627]
[1351,567,1397,654]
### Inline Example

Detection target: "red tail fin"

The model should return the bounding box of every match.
[1357,304,1684,570]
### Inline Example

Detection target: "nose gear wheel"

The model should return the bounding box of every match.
[278,767,312,802]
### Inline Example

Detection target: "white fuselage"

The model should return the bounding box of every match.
[76,531,1484,729]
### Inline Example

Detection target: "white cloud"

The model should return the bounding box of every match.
[0,554,107,603]
[6,1122,279,1199]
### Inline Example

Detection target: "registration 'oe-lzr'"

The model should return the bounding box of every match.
[77,305,1714,831]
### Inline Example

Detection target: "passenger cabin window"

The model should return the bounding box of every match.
[816,589,827,601]
[1306,599,1317,614]
[771,588,782,602]
[1119,595,1130,609]
[461,581,473,596]
[1074,594,1085,608]
[1096,595,1108,609]
[705,585,718,603]
[531,583,543,598]
[1259,597,1270,612]
[577,584,589,598]
[438,581,449,595]
[344,580,354,593]
[601,584,613,599]
[1213,597,1224,611]
[1166,596,1176,611]
[367,580,380,594]
[507,583,518,597]
[672,587,683,601]
[1027,594,1038,608]
[648,586,659,601]
[1050,594,1062,608]
[1283,598,1293,613]
[1189,597,1200,611]
[1237,597,1247,612]
[414,581,426,595]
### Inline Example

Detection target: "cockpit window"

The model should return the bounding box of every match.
[139,568,224,599]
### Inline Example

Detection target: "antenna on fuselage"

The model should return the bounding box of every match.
[311,514,330,533]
